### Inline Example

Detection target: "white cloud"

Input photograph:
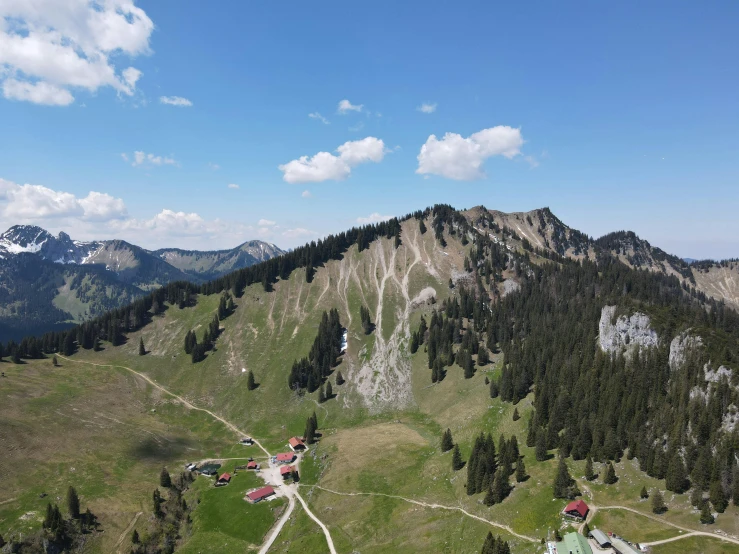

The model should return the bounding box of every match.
[227,183,239,189]
[357,213,393,224]
[258,219,276,227]
[301,190,312,198]
[209,162,220,171]
[337,99,363,114]
[126,151,179,167]
[0,178,126,221]
[2,79,74,106]
[282,228,315,239]
[0,0,154,105]
[160,95,193,107]
[120,153,129,162]
[349,121,364,132]
[308,112,330,124]
[278,137,386,184]
[417,102,437,114]
[523,155,539,168]
[416,126,524,180]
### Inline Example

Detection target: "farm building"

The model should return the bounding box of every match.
[247,486,276,503]
[610,537,640,554]
[280,465,294,479]
[247,461,259,470]
[562,499,589,520]
[275,452,296,464]
[216,473,231,485]
[198,463,221,476]
[555,532,592,554]
[588,529,610,548]
[288,437,306,451]
[240,437,254,445]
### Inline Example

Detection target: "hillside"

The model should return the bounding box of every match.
[1,206,738,554]
[0,225,284,341]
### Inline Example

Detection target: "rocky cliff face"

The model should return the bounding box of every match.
[598,305,659,356]
[669,331,704,371]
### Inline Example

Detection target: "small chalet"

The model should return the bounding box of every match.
[563,499,589,520]
[247,486,275,503]
[288,437,307,451]
[280,465,294,479]
[216,472,232,485]
[275,452,296,464]
[247,461,259,470]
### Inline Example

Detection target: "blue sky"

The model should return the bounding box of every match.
[0,1,737,258]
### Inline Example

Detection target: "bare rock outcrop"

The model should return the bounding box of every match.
[668,331,703,371]
[598,305,659,357]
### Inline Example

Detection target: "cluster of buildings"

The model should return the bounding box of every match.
[245,436,307,503]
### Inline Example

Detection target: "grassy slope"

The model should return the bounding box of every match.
[3,218,739,553]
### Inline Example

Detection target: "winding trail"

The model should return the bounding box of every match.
[643,530,739,547]
[308,485,538,543]
[258,495,295,554]
[114,511,142,553]
[56,356,335,553]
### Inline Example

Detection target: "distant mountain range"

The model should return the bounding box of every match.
[0,225,284,341]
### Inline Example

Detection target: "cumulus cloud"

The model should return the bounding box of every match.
[258,219,276,227]
[227,183,239,189]
[278,137,386,183]
[301,190,312,198]
[416,126,524,180]
[337,99,363,114]
[125,151,179,167]
[0,0,154,105]
[357,213,393,224]
[417,103,437,114]
[282,228,315,239]
[0,178,126,221]
[308,112,330,124]
[160,95,193,107]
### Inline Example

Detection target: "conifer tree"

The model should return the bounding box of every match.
[603,462,618,484]
[335,370,345,385]
[138,337,146,356]
[709,480,728,513]
[325,380,333,399]
[512,407,520,421]
[666,452,689,493]
[247,370,256,390]
[160,467,172,488]
[93,336,101,351]
[733,467,739,506]
[690,487,703,508]
[535,428,548,461]
[700,501,714,524]
[419,219,427,234]
[526,415,536,447]
[304,416,317,445]
[463,351,475,378]
[553,457,578,499]
[441,429,454,452]
[515,457,527,482]
[318,384,326,403]
[452,444,464,471]
[52,355,58,366]
[585,457,595,481]
[651,489,666,514]
[583,523,591,537]
[132,529,140,544]
[67,485,80,519]
[640,486,649,499]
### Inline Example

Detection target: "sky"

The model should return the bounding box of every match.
[0,1,737,259]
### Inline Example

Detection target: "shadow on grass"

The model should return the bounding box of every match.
[129,435,195,462]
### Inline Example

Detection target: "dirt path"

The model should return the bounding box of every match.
[643,530,739,546]
[57,356,336,553]
[258,495,295,554]
[308,485,538,543]
[114,511,142,553]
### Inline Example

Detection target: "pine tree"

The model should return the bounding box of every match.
[512,407,520,421]
[138,337,146,355]
[132,529,140,544]
[665,452,689,493]
[651,489,666,514]
[93,337,101,351]
[419,219,427,234]
[733,467,739,506]
[640,486,649,499]
[153,489,163,518]
[52,355,58,366]
[441,429,454,452]
[535,428,548,461]
[583,522,591,537]
[335,370,345,385]
[247,370,256,390]
[318,384,326,403]
[304,416,317,445]
[585,457,595,481]
[700,501,714,524]
[463,351,475,378]
[553,457,578,499]
[160,467,172,488]
[67,485,80,519]
[515,457,527,482]
[690,487,704,507]
[325,380,333,399]
[603,462,618,484]
[452,444,464,471]
[709,480,728,513]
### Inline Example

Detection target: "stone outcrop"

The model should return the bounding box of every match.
[668,331,703,371]
[598,305,659,357]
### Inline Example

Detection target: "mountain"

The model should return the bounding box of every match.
[0,225,284,341]
[2,205,739,553]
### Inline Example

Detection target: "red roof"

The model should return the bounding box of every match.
[247,486,275,502]
[218,472,231,482]
[276,452,295,463]
[247,461,258,469]
[564,500,589,518]
[289,437,305,448]
[280,465,293,475]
